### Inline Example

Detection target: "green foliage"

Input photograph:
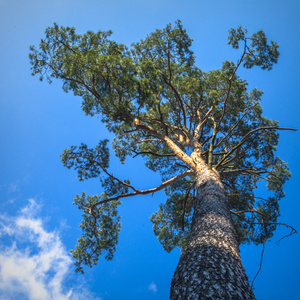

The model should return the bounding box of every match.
[61,140,128,272]
[228,26,280,70]
[30,21,291,271]
[151,178,195,252]
[61,139,109,181]
[71,193,121,273]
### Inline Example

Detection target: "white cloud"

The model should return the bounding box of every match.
[148,282,157,293]
[0,199,100,300]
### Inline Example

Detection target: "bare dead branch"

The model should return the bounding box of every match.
[251,237,267,288]
[231,211,297,245]
[276,225,297,245]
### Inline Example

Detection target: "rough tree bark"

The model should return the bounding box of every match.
[170,165,255,299]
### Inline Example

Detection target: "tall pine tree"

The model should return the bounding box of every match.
[29,21,295,299]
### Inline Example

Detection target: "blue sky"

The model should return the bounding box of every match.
[0,0,299,299]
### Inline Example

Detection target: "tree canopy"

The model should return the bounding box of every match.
[29,21,295,274]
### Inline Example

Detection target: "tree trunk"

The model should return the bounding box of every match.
[170,168,255,300]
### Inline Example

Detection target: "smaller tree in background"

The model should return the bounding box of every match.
[29,21,296,299]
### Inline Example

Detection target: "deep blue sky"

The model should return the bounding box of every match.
[0,1,299,299]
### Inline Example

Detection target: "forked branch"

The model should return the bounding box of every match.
[194,106,213,139]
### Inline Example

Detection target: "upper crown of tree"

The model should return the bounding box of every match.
[29,21,295,275]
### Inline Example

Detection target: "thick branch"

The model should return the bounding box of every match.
[146,116,192,146]
[134,119,196,169]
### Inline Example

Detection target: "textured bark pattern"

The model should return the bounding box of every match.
[170,169,255,300]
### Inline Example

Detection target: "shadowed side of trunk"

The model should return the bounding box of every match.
[170,169,255,300]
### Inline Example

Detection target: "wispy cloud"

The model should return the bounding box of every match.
[148,282,157,293]
[0,199,100,300]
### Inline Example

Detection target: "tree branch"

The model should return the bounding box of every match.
[91,169,194,207]
[214,103,259,149]
[251,237,267,288]
[215,126,297,169]
[72,152,138,192]
[181,182,195,231]
[208,116,217,169]
[152,65,187,128]
[132,151,176,158]
[134,119,196,169]
[145,116,192,146]
[194,106,213,139]
[215,39,248,135]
